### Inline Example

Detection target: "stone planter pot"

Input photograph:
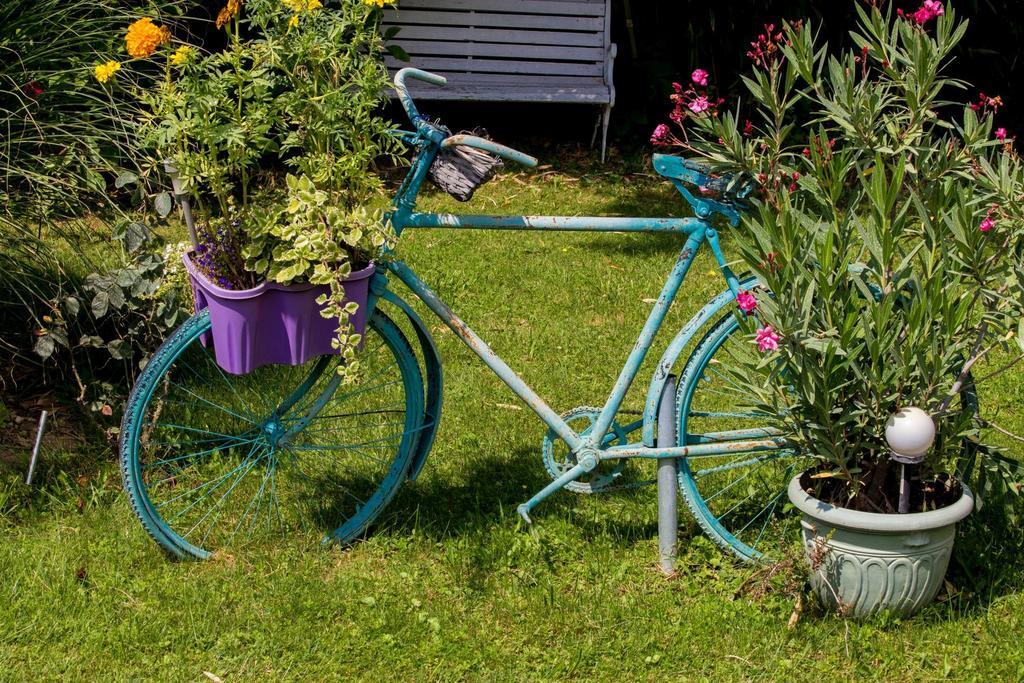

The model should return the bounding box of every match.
[787,475,974,618]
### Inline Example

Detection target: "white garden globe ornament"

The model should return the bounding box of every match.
[885,406,936,465]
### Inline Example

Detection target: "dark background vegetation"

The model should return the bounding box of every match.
[391,0,1024,156]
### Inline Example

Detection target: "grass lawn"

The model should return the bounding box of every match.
[2,149,1024,681]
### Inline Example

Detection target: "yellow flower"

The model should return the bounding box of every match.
[93,61,121,84]
[362,0,396,7]
[288,14,300,28]
[169,45,194,66]
[282,0,322,10]
[125,18,171,59]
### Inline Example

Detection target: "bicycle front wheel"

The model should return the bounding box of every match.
[676,313,805,562]
[120,309,425,559]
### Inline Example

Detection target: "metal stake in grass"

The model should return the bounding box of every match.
[656,376,678,573]
[26,410,48,486]
[164,159,199,250]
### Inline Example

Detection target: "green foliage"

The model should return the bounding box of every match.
[129,0,401,380]
[11,216,189,416]
[670,4,1024,512]
[243,174,394,286]
[0,0,188,221]
[0,0,192,417]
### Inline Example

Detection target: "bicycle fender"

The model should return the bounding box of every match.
[381,290,443,481]
[641,277,759,447]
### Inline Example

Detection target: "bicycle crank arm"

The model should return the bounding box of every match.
[517,452,597,524]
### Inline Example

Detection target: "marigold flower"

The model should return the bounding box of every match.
[284,0,323,10]
[215,0,243,29]
[94,61,121,84]
[169,45,194,66]
[126,18,170,58]
[736,290,757,314]
[691,68,709,87]
[755,325,781,352]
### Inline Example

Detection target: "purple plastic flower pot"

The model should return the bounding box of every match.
[183,252,374,375]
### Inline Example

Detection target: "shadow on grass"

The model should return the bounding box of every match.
[371,445,1024,616]
[375,445,692,548]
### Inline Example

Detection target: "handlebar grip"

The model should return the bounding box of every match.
[442,135,538,168]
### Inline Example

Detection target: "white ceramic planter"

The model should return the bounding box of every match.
[787,475,974,618]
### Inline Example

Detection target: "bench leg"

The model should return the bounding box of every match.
[589,105,612,162]
[599,104,611,163]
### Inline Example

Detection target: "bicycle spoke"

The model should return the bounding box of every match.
[123,312,422,558]
[692,451,789,478]
[166,379,257,425]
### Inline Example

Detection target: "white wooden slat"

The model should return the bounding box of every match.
[381,9,603,31]
[385,56,604,76]
[392,40,605,62]
[388,71,607,87]
[381,24,603,47]
[395,85,611,103]
[393,0,606,16]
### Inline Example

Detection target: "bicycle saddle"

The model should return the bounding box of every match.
[653,154,754,227]
[652,154,754,199]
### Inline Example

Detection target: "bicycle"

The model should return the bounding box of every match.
[119,68,801,563]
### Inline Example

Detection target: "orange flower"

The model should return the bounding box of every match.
[125,18,170,59]
[216,0,243,29]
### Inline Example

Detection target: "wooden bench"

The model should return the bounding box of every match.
[382,0,617,161]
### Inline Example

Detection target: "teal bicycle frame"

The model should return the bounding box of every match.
[381,68,784,522]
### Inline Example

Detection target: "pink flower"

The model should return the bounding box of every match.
[996,127,1008,141]
[980,204,1000,232]
[650,123,670,146]
[736,290,757,314]
[691,68,709,87]
[755,326,781,352]
[21,80,44,99]
[743,120,754,137]
[688,95,710,114]
[909,0,944,24]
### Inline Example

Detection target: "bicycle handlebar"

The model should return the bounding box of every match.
[442,134,538,168]
[394,68,446,125]
[393,67,538,167]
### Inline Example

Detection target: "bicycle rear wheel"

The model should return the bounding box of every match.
[120,309,425,559]
[676,313,804,562]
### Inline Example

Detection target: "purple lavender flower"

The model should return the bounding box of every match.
[192,218,255,290]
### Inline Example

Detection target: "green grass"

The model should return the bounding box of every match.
[2,152,1024,681]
